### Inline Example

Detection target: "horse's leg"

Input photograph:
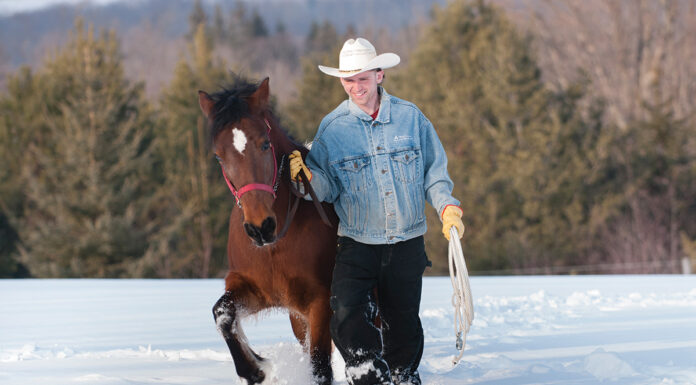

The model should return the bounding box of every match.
[289,312,308,348]
[212,276,267,384]
[307,298,334,385]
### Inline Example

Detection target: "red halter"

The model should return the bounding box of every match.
[219,118,282,208]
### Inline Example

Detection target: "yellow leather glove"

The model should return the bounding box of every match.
[442,205,465,241]
[289,150,312,182]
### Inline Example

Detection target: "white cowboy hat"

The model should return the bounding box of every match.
[318,38,400,78]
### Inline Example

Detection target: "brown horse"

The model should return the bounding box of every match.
[198,77,338,385]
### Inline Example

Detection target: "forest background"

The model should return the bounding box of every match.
[1,0,695,278]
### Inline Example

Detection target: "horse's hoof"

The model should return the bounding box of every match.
[243,368,265,384]
[313,375,332,385]
[312,370,333,385]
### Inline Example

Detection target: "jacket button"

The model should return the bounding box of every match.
[376,146,383,150]
[353,162,358,168]
[385,191,391,196]
[381,169,387,174]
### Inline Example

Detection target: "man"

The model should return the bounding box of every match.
[289,38,464,385]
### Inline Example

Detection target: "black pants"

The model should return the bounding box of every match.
[330,236,428,385]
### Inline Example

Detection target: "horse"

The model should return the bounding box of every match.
[198,77,339,385]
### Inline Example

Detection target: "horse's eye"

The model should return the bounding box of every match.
[261,140,271,151]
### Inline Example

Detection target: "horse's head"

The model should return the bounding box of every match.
[198,78,280,246]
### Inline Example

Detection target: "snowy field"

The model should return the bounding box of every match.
[1,275,695,385]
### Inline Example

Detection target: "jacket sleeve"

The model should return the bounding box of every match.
[304,137,340,203]
[420,114,460,219]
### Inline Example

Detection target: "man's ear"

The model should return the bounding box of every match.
[376,70,384,84]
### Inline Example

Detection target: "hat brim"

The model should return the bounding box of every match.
[318,53,400,78]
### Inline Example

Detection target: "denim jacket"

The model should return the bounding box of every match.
[305,87,460,244]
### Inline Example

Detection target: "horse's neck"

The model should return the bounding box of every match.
[269,126,301,192]
[270,126,305,157]
[271,132,297,224]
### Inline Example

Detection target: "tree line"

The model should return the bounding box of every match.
[1,0,694,278]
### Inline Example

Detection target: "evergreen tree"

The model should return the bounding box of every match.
[152,23,235,278]
[305,21,339,54]
[393,1,597,273]
[282,22,344,141]
[187,0,208,40]
[275,21,287,36]
[0,212,25,277]
[212,4,226,42]
[515,82,612,271]
[263,20,299,72]
[228,0,248,48]
[16,20,157,277]
[248,10,268,38]
[595,94,696,271]
[222,3,291,72]
[0,67,43,277]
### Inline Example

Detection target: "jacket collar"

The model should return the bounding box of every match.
[348,86,392,124]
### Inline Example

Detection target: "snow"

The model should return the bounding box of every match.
[1,275,695,384]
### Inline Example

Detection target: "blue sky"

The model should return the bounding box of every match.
[0,0,122,15]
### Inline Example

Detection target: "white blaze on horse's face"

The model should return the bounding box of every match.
[232,127,247,155]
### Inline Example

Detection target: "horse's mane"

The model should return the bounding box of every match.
[207,77,304,152]
[208,77,260,142]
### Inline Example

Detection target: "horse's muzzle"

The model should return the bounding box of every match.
[244,217,277,246]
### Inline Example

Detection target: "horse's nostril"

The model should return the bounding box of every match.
[260,217,277,243]
[244,220,275,246]
[261,217,276,235]
[244,222,260,238]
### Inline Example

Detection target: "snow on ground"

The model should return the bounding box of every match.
[1,275,695,384]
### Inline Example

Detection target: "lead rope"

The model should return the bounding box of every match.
[448,226,474,365]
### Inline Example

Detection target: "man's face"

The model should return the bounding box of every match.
[340,70,384,112]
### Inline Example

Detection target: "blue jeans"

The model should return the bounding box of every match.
[329,236,428,385]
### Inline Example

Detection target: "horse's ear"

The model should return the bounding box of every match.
[198,90,215,119]
[247,77,270,113]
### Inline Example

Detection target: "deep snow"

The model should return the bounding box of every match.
[1,275,695,384]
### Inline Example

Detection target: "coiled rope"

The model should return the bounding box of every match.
[448,227,474,365]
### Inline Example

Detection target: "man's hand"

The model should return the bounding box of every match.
[442,205,464,241]
[289,150,312,182]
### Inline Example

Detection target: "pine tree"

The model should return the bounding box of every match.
[282,52,345,141]
[516,81,612,271]
[282,21,344,141]
[0,67,43,277]
[275,21,287,35]
[0,212,24,277]
[187,0,208,40]
[212,4,226,42]
[16,20,157,277]
[393,0,596,273]
[305,21,339,54]
[228,0,248,48]
[152,22,235,278]
[594,94,695,271]
[248,10,268,38]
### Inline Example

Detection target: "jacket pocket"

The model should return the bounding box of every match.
[336,156,372,192]
[390,149,420,183]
